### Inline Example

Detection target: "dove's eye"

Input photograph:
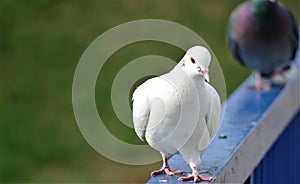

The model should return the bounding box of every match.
[190,57,196,64]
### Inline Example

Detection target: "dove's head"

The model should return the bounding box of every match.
[179,46,211,82]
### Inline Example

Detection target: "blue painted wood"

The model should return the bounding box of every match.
[251,110,300,184]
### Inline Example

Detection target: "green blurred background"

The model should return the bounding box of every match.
[0,0,299,183]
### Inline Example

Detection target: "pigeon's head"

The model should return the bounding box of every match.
[179,46,211,82]
[252,0,277,15]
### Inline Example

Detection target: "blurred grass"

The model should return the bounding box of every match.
[0,0,299,183]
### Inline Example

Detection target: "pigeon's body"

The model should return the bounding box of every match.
[228,0,299,89]
[132,46,220,182]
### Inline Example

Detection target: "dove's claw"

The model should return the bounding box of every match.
[248,73,271,90]
[178,165,213,182]
[151,167,183,176]
[151,169,164,176]
[151,156,184,176]
[178,174,213,182]
[165,168,184,176]
[248,83,271,90]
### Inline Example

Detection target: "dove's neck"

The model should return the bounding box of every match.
[171,65,206,88]
[189,74,206,88]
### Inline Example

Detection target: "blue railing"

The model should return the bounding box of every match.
[147,35,300,184]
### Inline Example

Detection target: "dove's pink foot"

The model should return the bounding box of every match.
[151,166,184,176]
[249,73,270,90]
[249,83,270,90]
[151,156,183,176]
[269,68,295,85]
[178,166,213,182]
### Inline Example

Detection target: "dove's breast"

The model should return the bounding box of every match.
[143,77,204,155]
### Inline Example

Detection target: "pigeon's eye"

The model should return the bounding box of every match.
[190,57,196,64]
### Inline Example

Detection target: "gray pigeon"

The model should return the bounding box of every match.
[227,0,299,90]
[132,46,221,182]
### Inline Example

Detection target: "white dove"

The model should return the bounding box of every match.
[132,46,221,182]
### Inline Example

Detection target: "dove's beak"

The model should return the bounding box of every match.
[203,69,210,82]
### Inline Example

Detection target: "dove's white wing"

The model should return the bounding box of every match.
[132,83,150,141]
[197,84,221,155]
[205,83,221,139]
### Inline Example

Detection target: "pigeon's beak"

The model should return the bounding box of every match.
[203,69,210,82]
